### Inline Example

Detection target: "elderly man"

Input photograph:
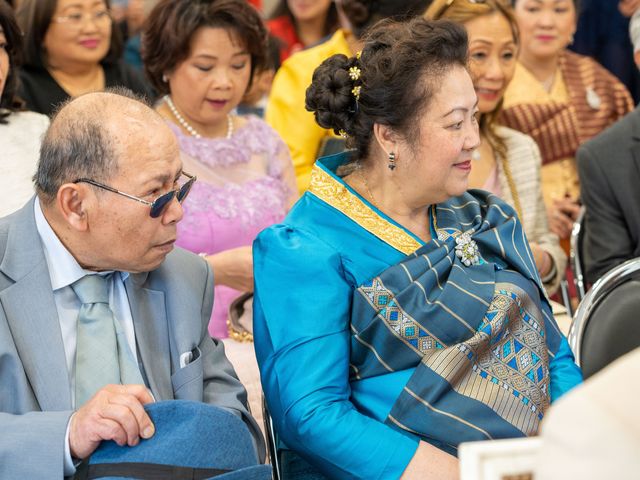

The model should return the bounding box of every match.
[577,9,640,285]
[0,90,263,477]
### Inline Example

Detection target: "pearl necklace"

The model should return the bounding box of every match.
[164,95,234,139]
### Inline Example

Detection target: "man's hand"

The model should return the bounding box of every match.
[547,197,581,240]
[69,384,155,460]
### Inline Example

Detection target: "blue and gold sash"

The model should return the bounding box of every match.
[349,191,563,453]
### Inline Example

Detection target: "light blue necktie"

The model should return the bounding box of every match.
[72,274,144,407]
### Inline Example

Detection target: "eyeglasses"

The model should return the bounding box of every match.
[74,172,197,218]
[52,9,112,28]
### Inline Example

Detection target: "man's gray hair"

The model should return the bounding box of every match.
[631,8,640,53]
[34,87,149,203]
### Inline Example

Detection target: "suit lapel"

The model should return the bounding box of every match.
[0,200,71,411]
[125,274,173,401]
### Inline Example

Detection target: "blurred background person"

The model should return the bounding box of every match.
[426,0,566,295]
[501,0,633,249]
[237,34,281,118]
[266,0,433,194]
[267,0,339,64]
[571,0,640,103]
[0,0,49,217]
[122,0,160,74]
[16,0,152,116]
[142,0,297,340]
[575,9,640,285]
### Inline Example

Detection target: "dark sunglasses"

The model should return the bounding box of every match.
[74,171,196,218]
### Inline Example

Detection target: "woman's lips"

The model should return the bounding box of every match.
[535,35,556,42]
[79,39,100,49]
[207,99,228,109]
[454,160,472,171]
[476,88,500,102]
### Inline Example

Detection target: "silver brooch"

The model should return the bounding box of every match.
[455,232,480,267]
[586,87,601,110]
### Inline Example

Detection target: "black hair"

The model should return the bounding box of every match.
[341,0,435,38]
[305,17,468,160]
[142,0,267,95]
[0,0,24,120]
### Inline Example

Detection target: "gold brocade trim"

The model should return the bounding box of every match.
[308,165,421,255]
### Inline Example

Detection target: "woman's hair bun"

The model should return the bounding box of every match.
[305,54,358,135]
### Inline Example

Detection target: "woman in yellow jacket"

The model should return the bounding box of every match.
[266,0,432,194]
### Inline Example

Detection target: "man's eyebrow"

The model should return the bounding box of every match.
[142,166,183,186]
[143,174,171,186]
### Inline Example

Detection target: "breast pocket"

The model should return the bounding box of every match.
[171,346,204,400]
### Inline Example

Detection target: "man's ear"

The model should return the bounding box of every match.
[372,123,398,159]
[56,183,90,232]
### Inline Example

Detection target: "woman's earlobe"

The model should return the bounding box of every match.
[372,123,398,162]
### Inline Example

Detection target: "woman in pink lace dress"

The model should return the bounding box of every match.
[143,0,296,338]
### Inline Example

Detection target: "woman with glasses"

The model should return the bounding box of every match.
[0,0,49,217]
[142,0,297,340]
[500,0,633,246]
[255,16,581,480]
[425,0,565,295]
[15,0,151,116]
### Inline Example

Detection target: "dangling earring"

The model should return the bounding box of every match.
[388,151,396,170]
[162,74,168,83]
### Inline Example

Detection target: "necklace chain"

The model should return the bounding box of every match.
[164,95,233,139]
[356,166,378,207]
[541,71,555,93]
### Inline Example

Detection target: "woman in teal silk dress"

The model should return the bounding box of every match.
[253,17,582,480]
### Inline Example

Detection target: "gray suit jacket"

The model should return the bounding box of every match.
[0,199,265,478]
[577,106,640,285]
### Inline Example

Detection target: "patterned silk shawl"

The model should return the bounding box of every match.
[349,190,563,454]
